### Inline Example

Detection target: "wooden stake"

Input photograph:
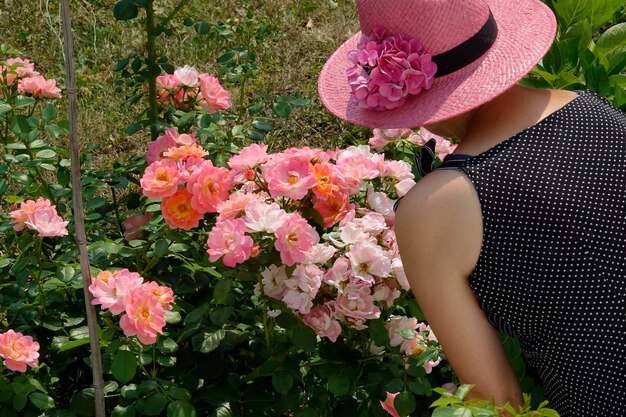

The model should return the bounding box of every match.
[59,1,106,416]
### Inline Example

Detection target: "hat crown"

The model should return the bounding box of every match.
[357,0,492,55]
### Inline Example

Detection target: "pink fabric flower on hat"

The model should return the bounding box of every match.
[346,27,437,110]
[0,330,40,372]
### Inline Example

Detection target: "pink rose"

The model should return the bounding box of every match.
[24,206,69,237]
[9,197,53,232]
[273,213,320,266]
[198,73,230,113]
[142,281,175,310]
[334,282,380,327]
[302,303,342,342]
[17,75,61,99]
[281,264,323,314]
[216,192,260,222]
[123,212,153,241]
[207,218,254,267]
[380,392,401,417]
[89,269,144,315]
[264,157,317,200]
[161,188,205,230]
[120,285,166,345]
[260,264,289,299]
[140,159,183,199]
[174,65,199,87]
[346,240,392,284]
[244,200,288,234]
[186,161,232,213]
[146,134,177,164]
[0,330,40,372]
[228,143,269,171]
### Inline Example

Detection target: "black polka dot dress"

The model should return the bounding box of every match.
[442,90,626,416]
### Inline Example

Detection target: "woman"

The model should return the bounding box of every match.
[317,0,626,416]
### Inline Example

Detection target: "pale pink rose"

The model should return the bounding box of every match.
[174,65,199,87]
[120,285,166,345]
[395,178,416,197]
[260,264,289,299]
[207,218,254,267]
[198,73,229,112]
[379,160,414,182]
[146,134,177,164]
[264,158,317,200]
[323,257,351,288]
[280,146,329,164]
[386,316,419,347]
[372,281,401,307]
[140,159,183,199]
[366,184,395,220]
[368,128,412,150]
[186,161,232,213]
[282,264,323,314]
[89,269,144,315]
[380,392,401,417]
[160,127,197,147]
[336,222,370,246]
[334,282,380,327]
[24,206,69,237]
[142,281,174,310]
[351,211,387,235]
[216,192,260,222]
[244,200,288,233]
[3,58,39,85]
[161,188,205,230]
[228,143,269,171]
[0,330,40,372]
[17,75,61,99]
[305,243,337,265]
[435,137,458,161]
[155,73,181,104]
[273,213,320,266]
[313,190,354,227]
[9,197,52,232]
[346,240,392,284]
[391,258,410,290]
[335,147,380,194]
[123,212,153,241]
[302,303,342,342]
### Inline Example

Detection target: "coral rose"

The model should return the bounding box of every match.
[17,75,61,99]
[0,330,40,372]
[140,159,183,199]
[161,188,204,230]
[186,161,232,213]
[206,218,254,267]
[120,286,166,345]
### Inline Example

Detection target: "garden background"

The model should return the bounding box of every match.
[0,0,624,416]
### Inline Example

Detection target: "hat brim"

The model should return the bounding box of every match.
[317,0,557,129]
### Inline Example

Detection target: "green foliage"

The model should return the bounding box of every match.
[527,0,626,109]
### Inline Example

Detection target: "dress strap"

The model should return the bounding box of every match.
[393,151,472,213]
[436,153,473,170]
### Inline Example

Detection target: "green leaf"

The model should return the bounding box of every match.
[136,393,168,416]
[272,370,294,394]
[291,326,317,353]
[195,21,210,35]
[213,278,232,305]
[11,172,31,185]
[42,104,56,122]
[167,400,197,417]
[246,128,265,142]
[70,388,95,416]
[29,392,55,410]
[59,337,90,351]
[252,120,272,132]
[154,239,169,257]
[0,100,11,114]
[125,122,143,136]
[196,330,225,353]
[14,96,36,108]
[272,101,292,117]
[247,102,264,115]
[0,179,8,197]
[177,111,197,128]
[454,384,474,400]
[111,350,137,383]
[168,387,192,401]
[113,0,139,21]
[157,337,178,354]
[36,149,56,159]
[432,409,456,417]
[327,373,350,397]
[112,405,136,417]
[394,391,416,417]
[121,384,138,399]
[452,407,472,417]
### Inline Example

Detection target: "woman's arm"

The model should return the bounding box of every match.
[394,170,522,407]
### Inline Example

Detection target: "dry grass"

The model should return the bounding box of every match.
[0,0,371,168]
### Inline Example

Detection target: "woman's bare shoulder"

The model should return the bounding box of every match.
[394,170,482,280]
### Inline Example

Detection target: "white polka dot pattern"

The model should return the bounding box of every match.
[458,90,626,416]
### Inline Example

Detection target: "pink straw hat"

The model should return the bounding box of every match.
[318,0,557,129]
